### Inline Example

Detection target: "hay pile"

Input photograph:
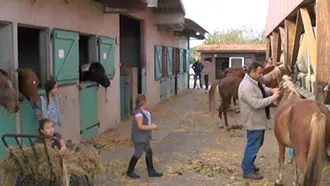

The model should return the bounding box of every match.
[0,144,104,185]
[86,129,132,150]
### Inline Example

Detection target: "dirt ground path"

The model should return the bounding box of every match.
[94,90,330,186]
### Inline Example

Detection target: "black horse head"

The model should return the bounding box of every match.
[79,62,111,88]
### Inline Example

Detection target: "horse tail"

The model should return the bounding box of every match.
[303,112,326,186]
[209,79,221,117]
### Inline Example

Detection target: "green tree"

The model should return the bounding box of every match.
[203,26,265,45]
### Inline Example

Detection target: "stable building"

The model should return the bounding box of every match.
[0,0,206,157]
[196,44,266,85]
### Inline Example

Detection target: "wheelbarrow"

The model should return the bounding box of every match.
[1,134,93,186]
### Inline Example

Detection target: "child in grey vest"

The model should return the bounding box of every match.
[126,94,163,179]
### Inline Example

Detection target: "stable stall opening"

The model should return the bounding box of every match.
[18,26,48,87]
[79,35,90,66]
[119,14,142,119]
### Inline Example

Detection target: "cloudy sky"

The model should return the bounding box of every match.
[182,0,270,47]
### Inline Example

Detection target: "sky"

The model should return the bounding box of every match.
[182,0,270,47]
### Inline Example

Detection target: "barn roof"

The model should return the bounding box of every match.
[265,0,314,36]
[196,44,266,53]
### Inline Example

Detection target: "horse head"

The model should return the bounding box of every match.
[89,62,111,88]
[0,69,19,113]
[262,64,292,88]
[17,68,40,108]
[79,62,111,88]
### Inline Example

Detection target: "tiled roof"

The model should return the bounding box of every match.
[196,44,266,53]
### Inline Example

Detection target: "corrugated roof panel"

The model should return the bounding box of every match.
[265,0,306,36]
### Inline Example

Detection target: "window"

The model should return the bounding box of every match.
[229,57,244,68]
[183,50,187,73]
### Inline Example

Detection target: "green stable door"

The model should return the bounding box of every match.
[79,83,99,140]
[19,90,45,145]
[0,107,17,158]
[120,75,130,119]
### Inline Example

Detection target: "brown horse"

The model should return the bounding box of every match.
[209,75,243,130]
[0,69,19,113]
[274,75,330,186]
[262,64,292,88]
[17,68,40,108]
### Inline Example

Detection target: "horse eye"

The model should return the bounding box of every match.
[33,81,36,85]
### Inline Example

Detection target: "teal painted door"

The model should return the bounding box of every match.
[141,68,146,94]
[0,107,16,158]
[52,29,79,85]
[160,79,167,101]
[79,83,98,140]
[120,75,130,119]
[20,89,45,145]
[98,37,115,79]
[154,46,162,80]
[170,76,175,96]
[181,74,187,89]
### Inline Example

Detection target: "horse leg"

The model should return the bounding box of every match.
[293,151,307,185]
[275,143,285,186]
[292,155,300,186]
[224,103,230,131]
[217,104,224,128]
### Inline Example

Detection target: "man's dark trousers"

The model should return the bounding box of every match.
[241,130,265,175]
[193,73,203,89]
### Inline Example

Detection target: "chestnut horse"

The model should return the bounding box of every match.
[261,64,292,88]
[17,68,40,108]
[274,75,330,186]
[209,68,245,129]
[0,69,19,113]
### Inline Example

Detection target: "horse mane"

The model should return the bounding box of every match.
[281,75,302,98]
[263,64,287,81]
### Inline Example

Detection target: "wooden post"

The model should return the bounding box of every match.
[271,31,281,63]
[279,27,286,64]
[315,0,330,103]
[300,8,317,71]
[266,37,271,60]
[285,12,303,71]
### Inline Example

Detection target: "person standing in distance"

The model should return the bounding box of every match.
[238,62,280,180]
[192,57,204,89]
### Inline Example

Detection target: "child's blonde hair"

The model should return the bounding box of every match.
[135,94,147,109]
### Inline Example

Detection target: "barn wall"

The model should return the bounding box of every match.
[0,0,189,141]
[128,11,188,107]
[0,0,120,142]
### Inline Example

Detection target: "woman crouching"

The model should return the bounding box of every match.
[126,94,163,179]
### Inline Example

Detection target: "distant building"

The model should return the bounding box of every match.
[196,44,266,84]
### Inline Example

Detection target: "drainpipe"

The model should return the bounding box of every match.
[187,36,190,89]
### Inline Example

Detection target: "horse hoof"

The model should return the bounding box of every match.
[274,183,284,186]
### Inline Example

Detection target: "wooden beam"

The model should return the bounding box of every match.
[315,0,330,103]
[271,31,281,63]
[279,27,286,64]
[266,37,271,60]
[286,11,304,71]
[300,8,316,70]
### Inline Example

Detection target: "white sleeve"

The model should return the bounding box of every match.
[135,113,143,119]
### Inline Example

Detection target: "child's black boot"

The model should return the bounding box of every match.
[127,156,140,179]
[145,149,163,177]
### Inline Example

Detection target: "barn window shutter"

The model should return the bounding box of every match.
[52,29,79,85]
[179,49,184,74]
[98,37,115,79]
[186,49,190,73]
[154,46,162,80]
[166,47,173,76]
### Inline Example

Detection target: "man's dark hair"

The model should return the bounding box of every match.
[247,61,264,74]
